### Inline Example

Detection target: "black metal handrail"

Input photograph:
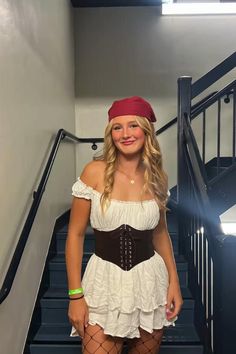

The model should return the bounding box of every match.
[192,52,236,98]
[191,78,236,169]
[0,129,103,304]
[156,91,217,135]
[191,80,236,119]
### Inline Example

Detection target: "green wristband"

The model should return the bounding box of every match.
[68,287,83,296]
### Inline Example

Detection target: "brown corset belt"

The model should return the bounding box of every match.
[93,224,155,271]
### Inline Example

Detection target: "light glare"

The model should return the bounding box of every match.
[221,223,236,235]
[162,3,236,15]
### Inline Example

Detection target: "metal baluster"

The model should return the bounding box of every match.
[205,238,209,324]
[194,216,197,267]
[201,225,204,304]
[233,87,236,163]
[217,99,221,175]
[211,257,214,353]
[197,220,200,285]
[208,241,212,350]
[202,110,206,163]
[177,77,192,255]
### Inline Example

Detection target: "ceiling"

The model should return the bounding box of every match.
[71,1,163,7]
[71,0,236,6]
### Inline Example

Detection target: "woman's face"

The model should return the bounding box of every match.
[111,115,145,156]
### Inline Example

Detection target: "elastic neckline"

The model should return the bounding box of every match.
[79,178,156,204]
[93,189,156,204]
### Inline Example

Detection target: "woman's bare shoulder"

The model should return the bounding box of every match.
[80,160,106,189]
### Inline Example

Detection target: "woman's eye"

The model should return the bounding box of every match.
[130,124,138,128]
[113,126,121,130]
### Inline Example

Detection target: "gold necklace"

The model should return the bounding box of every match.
[117,169,136,184]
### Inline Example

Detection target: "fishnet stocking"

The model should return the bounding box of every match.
[127,328,164,354]
[83,324,124,354]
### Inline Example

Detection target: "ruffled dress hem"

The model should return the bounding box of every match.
[70,309,176,339]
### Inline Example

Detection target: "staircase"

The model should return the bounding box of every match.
[205,157,236,215]
[169,156,236,215]
[24,52,236,353]
[24,206,204,354]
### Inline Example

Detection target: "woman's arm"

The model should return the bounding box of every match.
[65,162,97,338]
[152,209,183,319]
[66,161,99,293]
[65,197,91,294]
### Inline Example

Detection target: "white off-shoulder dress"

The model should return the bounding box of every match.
[70,178,176,339]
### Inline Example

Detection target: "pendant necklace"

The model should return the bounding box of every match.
[117,169,136,184]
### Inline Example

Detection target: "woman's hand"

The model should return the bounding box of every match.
[68,297,89,338]
[166,279,183,320]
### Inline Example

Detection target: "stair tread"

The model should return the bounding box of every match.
[58,224,179,235]
[39,297,194,309]
[42,286,193,300]
[57,225,94,235]
[49,253,92,263]
[29,343,204,349]
[48,260,188,272]
[32,324,201,343]
[49,253,187,264]
[205,156,233,168]
[57,231,179,239]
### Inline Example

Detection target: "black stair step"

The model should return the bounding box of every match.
[35,298,194,326]
[28,343,203,354]
[172,244,179,254]
[169,231,178,239]
[166,219,178,234]
[54,229,181,256]
[57,221,178,237]
[55,234,95,254]
[56,241,179,256]
[56,225,94,235]
[205,156,233,168]
[162,324,200,343]
[31,323,201,344]
[55,222,180,254]
[50,252,186,264]
[55,232,180,254]
[50,253,92,263]
[159,345,203,354]
[206,166,227,179]
[46,255,188,288]
[42,285,192,299]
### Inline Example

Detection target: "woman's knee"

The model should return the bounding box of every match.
[127,327,164,354]
[83,324,124,354]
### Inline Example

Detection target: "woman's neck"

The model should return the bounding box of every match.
[116,154,143,174]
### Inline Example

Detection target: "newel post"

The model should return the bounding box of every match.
[177,76,192,254]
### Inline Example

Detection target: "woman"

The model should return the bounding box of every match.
[65,96,183,354]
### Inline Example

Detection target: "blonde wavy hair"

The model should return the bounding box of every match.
[95,116,169,212]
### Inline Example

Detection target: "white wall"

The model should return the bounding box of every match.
[74,6,236,188]
[0,1,75,353]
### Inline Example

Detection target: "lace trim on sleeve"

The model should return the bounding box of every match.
[72,178,93,200]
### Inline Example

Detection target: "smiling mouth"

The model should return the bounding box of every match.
[122,141,135,145]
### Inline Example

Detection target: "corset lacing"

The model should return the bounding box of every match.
[94,224,155,271]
